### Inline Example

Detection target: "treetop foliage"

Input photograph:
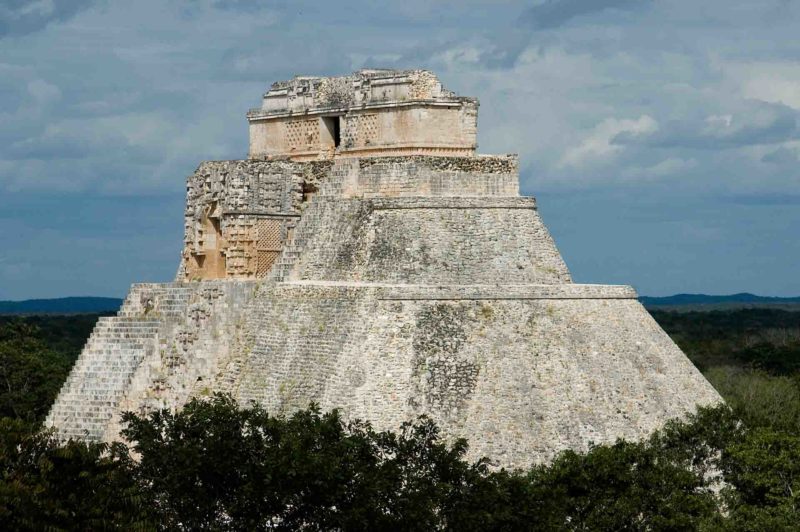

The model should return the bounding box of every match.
[0,394,797,531]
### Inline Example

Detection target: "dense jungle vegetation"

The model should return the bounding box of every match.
[0,309,798,530]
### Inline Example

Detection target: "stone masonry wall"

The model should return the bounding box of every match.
[186,160,306,216]
[46,281,257,442]
[46,283,194,440]
[290,197,572,285]
[322,155,519,198]
[224,282,721,468]
[247,70,478,160]
[182,160,313,280]
[105,281,256,441]
[49,148,722,469]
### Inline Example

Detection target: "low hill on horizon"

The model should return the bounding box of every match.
[2,292,800,315]
[640,292,800,310]
[0,296,123,315]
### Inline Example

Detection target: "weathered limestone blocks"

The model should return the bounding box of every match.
[46,284,194,440]
[288,196,572,285]
[226,281,720,467]
[105,281,256,441]
[180,153,526,282]
[323,155,519,198]
[247,70,478,161]
[46,282,256,442]
[48,70,723,469]
[295,282,638,300]
[181,160,312,280]
[186,160,306,215]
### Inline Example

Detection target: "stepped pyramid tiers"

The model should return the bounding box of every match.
[47,70,721,467]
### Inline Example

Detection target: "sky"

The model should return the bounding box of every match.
[1,0,798,299]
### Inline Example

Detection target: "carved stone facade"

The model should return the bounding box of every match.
[248,69,478,161]
[48,71,722,468]
[180,160,311,280]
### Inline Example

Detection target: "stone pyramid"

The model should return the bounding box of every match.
[47,70,721,468]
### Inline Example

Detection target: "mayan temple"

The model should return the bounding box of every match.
[47,70,721,468]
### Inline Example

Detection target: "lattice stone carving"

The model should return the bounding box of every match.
[343,114,378,147]
[284,119,319,150]
[255,218,283,276]
[255,252,278,276]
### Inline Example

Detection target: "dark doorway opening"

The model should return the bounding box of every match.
[322,116,341,148]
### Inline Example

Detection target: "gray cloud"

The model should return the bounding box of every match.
[7,133,93,160]
[1,0,799,298]
[718,192,800,205]
[5,127,162,163]
[614,101,799,150]
[761,145,800,164]
[520,0,644,30]
[0,0,96,38]
[208,0,284,11]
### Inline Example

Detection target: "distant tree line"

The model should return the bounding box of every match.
[0,311,798,530]
[651,308,800,374]
[652,308,800,437]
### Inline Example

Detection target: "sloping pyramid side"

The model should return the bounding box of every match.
[47,156,722,469]
[220,182,721,467]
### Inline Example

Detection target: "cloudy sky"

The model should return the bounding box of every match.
[1,0,798,299]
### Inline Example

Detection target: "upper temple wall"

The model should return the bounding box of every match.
[181,160,315,281]
[247,70,478,161]
[179,156,521,281]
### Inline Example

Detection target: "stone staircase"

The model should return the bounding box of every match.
[118,283,194,318]
[270,201,326,282]
[269,160,361,282]
[270,247,303,282]
[46,283,194,440]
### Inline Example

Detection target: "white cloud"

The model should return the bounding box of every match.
[613,100,799,150]
[559,115,657,168]
[620,157,697,181]
[722,60,800,110]
[26,79,61,106]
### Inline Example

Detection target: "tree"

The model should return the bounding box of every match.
[121,394,497,530]
[120,395,736,531]
[521,441,717,531]
[722,428,800,531]
[0,321,74,422]
[705,367,800,432]
[5,394,800,530]
[0,418,151,531]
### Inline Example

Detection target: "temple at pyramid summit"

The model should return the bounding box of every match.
[47,69,721,468]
